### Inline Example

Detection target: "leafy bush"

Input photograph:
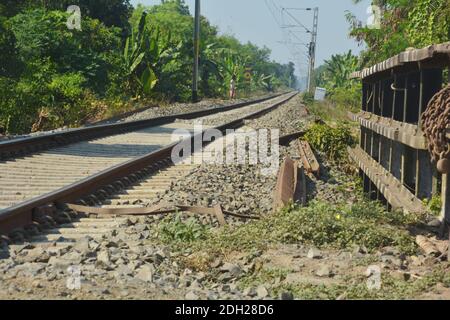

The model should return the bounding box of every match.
[423,195,442,216]
[159,214,209,244]
[305,122,355,163]
[315,50,359,96]
[302,92,314,105]
[328,85,361,112]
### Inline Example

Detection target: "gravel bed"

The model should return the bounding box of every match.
[122,96,261,123]
[155,164,277,217]
[0,217,274,300]
[173,95,284,128]
[149,95,309,218]
[1,220,443,300]
[244,95,309,136]
[151,95,359,218]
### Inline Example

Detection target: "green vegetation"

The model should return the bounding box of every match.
[423,195,443,216]
[155,198,432,299]
[159,213,209,243]
[169,199,420,256]
[314,51,361,111]
[305,123,355,164]
[305,100,351,124]
[347,0,450,66]
[310,0,449,116]
[312,51,361,113]
[151,197,444,300]
[239,267,450,300]
[0,0,296,134]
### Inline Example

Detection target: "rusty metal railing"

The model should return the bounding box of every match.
[349,43,450,222]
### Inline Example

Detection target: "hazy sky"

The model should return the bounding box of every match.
[130,0,372,78]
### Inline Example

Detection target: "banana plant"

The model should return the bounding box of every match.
[253,73,274,92]
[322,50,359,94]
[215,48,248,94]
[123,11,179,96]
[199,43,222,96]
[123,11,149,95]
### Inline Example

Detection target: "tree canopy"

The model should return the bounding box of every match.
[346,0,450,65]
[313,0,449,110]
[0,0,296,134]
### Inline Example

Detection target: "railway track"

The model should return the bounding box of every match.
[0,92,297,240]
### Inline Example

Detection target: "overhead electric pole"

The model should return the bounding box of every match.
[192,0,201,102]
[276,6,319,93]
[307,7,319,93]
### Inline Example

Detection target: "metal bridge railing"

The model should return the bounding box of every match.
[349,42,450,222]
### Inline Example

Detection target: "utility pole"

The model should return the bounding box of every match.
[192,0,201,102]
[277,6,319,93]
[307,7,319,93]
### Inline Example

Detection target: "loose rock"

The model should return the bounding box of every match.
[307,248,323,259]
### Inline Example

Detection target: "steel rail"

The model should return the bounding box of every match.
[0,92,286,160]
[0,92,297,235]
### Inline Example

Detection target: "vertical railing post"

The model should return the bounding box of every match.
[400,75,409,185]
[416,69,424,198]
[389,74,396,174]
[442,174,449,222]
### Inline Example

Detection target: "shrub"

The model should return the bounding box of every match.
[159,214,209,244]
[0,8,124,134]
[302,92,314,105]
[328,85,361,112]
[423,195,442,216]
[305,122,355,163]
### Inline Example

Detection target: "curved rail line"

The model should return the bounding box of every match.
[0,92,297,236]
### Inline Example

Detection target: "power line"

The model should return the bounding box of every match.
[264,0,314,89]
[279,6,319,92]
[281,8,311,33]
[264,0,282,27]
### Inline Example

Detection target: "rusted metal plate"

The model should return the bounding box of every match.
[273,157,299,210]
[279,131,306,146]
[65,203,167,216]
[295,165,307,206]
[65,203,257,221]
[298,140,320,177]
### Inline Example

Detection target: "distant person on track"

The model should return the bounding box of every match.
[229,74,237,100]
